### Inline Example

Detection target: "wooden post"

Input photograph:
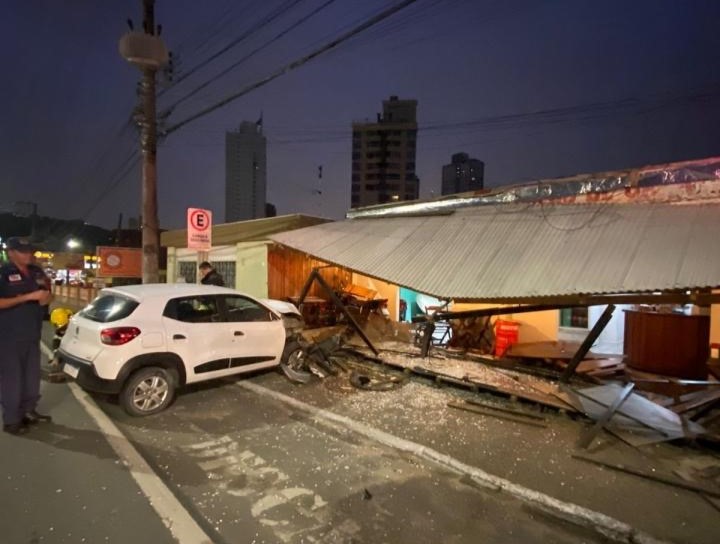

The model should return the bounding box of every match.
[560,304,615,383]
[304,269,379,355]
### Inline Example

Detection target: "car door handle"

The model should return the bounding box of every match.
[234,331,244,336]
[173,334,186,340]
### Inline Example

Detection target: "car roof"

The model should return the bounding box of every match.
[101,283,245,302]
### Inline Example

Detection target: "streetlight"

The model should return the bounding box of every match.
[67,238,81,250]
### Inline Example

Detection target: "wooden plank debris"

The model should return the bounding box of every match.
[464,398,547,421]
[507,341,614,361]
[345,340,580,412]
[573,453,720,499]
[412,365,577,412]
[670,388,720,415]
[339,337,719,443]
[573,358,625,377]
[447,401,548,428]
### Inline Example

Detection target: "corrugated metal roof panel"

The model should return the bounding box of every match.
[269,202,720,301]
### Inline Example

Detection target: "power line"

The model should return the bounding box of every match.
[320,0,452,57]
[53,120,135,200]
[77,149,141,222]
[160,0,305,97]
[163,0,421,136]
[161,0,339,115]
[421,87,720,132]
[25,120,137,238]
[163,84,720,147]
[172,0,243,58]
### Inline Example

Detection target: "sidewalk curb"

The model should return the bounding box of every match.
[238,380,672,544]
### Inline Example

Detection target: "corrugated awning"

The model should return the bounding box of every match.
[269,202,720,302]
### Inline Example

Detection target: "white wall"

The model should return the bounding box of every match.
[587,305,630,355]
[235,242,269,297]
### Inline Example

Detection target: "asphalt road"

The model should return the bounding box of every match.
[4,323,717,544]
[98,370,610,544]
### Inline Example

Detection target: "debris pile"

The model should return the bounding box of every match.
[282,317,720,452]
[287,271,720,453]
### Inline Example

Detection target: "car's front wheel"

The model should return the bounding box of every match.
[279,340,311,383]
[120,366,176,416]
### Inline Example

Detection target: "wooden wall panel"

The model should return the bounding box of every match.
[268,245,352,301]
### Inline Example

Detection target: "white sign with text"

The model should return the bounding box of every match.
[187,208,212,250]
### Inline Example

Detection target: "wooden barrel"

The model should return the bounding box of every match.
[623,310,709,379]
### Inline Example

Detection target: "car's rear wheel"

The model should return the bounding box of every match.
[120,366,175,416]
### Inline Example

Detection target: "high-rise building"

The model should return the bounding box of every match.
[225,120,266,222]
[441,152,484,195]
[351,96,419,208]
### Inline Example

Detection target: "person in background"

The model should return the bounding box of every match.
[199,261,224,286]
[0,237,53,435]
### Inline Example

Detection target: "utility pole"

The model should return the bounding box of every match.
[119,0,167,283]
[140,0,159,283]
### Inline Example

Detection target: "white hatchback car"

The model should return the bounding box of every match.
[58,283,302,416]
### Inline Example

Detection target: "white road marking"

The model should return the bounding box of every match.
[184,436,233,450]
[182,434,337,543]
[40,342,214,544]
[198,455,239,471]
[251,488,314,517]
[237,380,671,544]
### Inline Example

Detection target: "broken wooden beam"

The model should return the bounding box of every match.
[560,304,615,383]
[304,268,380,356]
[669,388,720,414]
[464,398,547,421]
[447,401,548,428]
[572,453,720,498]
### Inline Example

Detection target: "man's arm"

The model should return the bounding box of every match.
[38,289,52,306]
[0,290,46,310]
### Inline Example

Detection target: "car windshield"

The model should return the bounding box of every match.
[79,293,140,323]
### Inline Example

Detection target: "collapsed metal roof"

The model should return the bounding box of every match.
[346,156,720,219]
[269,202,720,302]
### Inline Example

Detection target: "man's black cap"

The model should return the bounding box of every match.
[5,237,36,252]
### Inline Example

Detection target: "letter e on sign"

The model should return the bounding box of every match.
[187,208,212,250]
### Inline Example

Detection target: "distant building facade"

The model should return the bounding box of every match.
[351,96,419,208]
[441,152,484,195]
[225,121,266,222]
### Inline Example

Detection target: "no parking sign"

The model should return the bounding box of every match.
[187,208,212,250]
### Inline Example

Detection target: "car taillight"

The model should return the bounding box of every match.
[101,327,141,345]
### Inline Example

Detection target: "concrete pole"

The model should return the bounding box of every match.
[140,0,159,283]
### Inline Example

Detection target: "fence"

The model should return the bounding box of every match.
[52,284,99,309]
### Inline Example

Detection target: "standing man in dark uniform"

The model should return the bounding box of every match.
[0,237,53,435]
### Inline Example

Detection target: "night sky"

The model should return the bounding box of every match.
[2,0,719,231]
